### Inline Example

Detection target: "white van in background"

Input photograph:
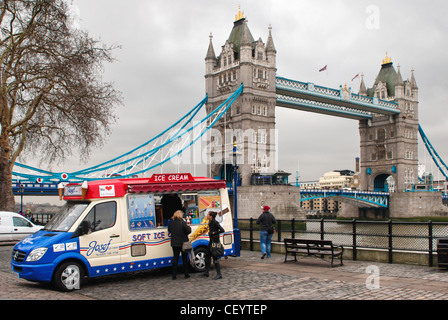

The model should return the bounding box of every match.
[0,211,44,241]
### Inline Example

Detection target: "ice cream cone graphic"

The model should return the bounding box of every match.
[58,183,64,200]
[81,181,88,199]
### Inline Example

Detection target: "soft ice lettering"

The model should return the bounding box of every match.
[133,233,151,242]
[154,231,165,239]
[132,232,165,242]
[86,239,112,256]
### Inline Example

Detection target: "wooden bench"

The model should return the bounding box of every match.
[283,238,344,267]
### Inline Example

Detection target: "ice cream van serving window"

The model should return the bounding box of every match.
[127,190,221,231]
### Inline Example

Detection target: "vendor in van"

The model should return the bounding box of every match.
[161,193,183,224]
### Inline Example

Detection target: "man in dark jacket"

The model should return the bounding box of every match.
[256,205,276,259]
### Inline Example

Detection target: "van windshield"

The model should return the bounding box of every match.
[44,202,89,232]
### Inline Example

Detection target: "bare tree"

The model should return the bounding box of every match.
[0,0,122,210]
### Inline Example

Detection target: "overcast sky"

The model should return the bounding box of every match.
[23,0,448,187]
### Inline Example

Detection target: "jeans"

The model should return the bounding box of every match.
[260,230,273,258]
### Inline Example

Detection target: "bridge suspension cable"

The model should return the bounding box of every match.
[12,84,243,183]
[418,124,448,180]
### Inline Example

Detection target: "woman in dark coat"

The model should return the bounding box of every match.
[168,210,191,279]
[202,211,225,280]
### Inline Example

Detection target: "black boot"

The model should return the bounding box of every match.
[201,270,209,277]
[213,261,222,280]
[201,257,210,277]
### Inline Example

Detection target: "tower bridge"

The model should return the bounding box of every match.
[205,11,419,193]
[203,9,447,217]
[11,8,448,217]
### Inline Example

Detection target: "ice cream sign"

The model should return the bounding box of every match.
[149,173,194,182]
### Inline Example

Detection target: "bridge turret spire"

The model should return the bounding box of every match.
[235,5,245,22]
[382,51,392,65]
[358,73,367,96]
[410,68,418,89]
[205,32,216,75]
[205,32,216,60]
[395,64,404,85]
[266,24,276,53]
[394,64,404,98]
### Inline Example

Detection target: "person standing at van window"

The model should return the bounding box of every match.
[256,205,276,259]
[168,210,192,280]
[202,211,225,280]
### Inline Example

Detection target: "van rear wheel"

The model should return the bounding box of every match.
[53,261,84,291]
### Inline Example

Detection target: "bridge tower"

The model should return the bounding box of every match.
[358,54,419,192]
[205,9,277,186]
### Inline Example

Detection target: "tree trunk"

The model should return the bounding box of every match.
[0,152,15,212]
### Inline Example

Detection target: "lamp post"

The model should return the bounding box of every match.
[231,141,241,256]
[19,183,25,215]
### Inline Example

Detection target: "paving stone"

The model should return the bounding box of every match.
[2,245,448,301]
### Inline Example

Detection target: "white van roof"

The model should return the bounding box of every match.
[0,211,28,218]
[0,211,20,216]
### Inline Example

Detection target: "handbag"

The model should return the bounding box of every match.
[182,241,192,252]
[267,226,275,235]
[210,241,224,258]
[188,248,195,266]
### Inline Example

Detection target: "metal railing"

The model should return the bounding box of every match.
[239,218,448,266]
[28,213,54,225]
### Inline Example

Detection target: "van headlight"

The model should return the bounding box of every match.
[26,248,48,262]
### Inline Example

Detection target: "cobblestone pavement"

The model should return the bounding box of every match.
[2,244,448,301]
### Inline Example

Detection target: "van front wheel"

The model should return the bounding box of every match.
[53,261,84,292]
[192,246,207,272]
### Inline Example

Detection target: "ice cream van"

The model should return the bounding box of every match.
[11,173,239,291]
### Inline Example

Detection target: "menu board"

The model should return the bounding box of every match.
[128,194,156,230]
[198,193,221,221]
[199,195,221,211]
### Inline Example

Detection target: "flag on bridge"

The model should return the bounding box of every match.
[319,65,327,72]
